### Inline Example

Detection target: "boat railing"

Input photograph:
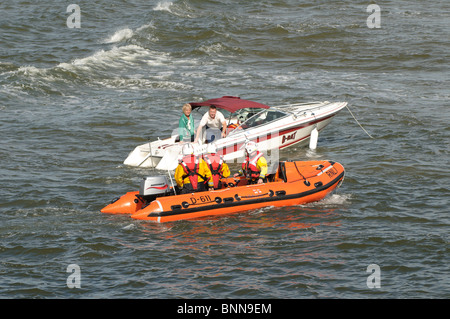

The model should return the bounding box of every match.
[270,101,346,117]
[274,101,326,108]
[272,102,330,116]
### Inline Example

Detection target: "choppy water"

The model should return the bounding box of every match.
[1,0,449,299]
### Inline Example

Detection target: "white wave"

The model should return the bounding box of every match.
[136,23,154,32]
[153,1,173,12]
[4,45,162,81]
[135,23,159,42]
[103,28,134,44]
[102,23,159,44]
[17,65,47,76]
[152,1,196,18]
[57,44,167,71]
[92,77,192,91]
[198,43,228,56]
[6,29,196,92]
[13,65,64,84]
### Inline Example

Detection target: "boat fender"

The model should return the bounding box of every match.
[182,201,190,208]
[316,164,324,170]
[234,194,241,201]
[309,127,319,150]
[304,180,311,186]
[314,181,323,188]
[275,190,286,196]
[223,197,234,203]
[171,204,182,211]
[215,197,222,204]
[269,190,274,197]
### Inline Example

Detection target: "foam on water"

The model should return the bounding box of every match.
[5,44,181,93]
[16,66,45,76]
[103,28,134,44]
[4,44,169,80]
[153,1,173,13]
[152,0,197,18]
[58,45,160,70]
[311,193,352,207]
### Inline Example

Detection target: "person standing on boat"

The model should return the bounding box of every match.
[233,141,268,184]
[203,143,230,189]
[175,143,214,193]
[178,103,195,142]
[194,105,227,144]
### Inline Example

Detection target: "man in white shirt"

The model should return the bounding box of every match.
[194,106,227,143]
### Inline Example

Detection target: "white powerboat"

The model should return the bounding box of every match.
[123,96,347,170]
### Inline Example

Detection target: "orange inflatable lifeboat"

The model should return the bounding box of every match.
[101,160,344,223]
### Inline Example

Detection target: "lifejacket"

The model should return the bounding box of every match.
[180,155,206,190]
[242,151,263,179]
[203,153,223,188]
[227,123,239,132]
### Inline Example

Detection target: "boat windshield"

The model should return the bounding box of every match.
[228,108,288,136]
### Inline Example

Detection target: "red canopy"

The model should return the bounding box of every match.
[190,96,270,113]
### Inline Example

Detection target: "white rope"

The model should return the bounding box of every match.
[346,104,374,139]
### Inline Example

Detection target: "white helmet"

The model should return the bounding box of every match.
[182,143,194,155]
[244,141,258,155]
[206,143,217,154]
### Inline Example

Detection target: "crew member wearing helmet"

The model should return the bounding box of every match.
[203,143,230,189]
[175,143,213,193]
[233,141,268,184]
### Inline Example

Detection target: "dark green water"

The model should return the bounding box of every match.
[0,0,448,298]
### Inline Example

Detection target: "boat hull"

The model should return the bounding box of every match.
[101,160,345,223]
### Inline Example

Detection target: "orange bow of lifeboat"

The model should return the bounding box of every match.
[101,160,344,223]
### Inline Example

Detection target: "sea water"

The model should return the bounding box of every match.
[0,0,448,298]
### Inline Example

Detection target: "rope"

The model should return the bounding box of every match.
[346,104,374,139]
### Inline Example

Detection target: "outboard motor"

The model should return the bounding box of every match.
[138,176,172,203]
